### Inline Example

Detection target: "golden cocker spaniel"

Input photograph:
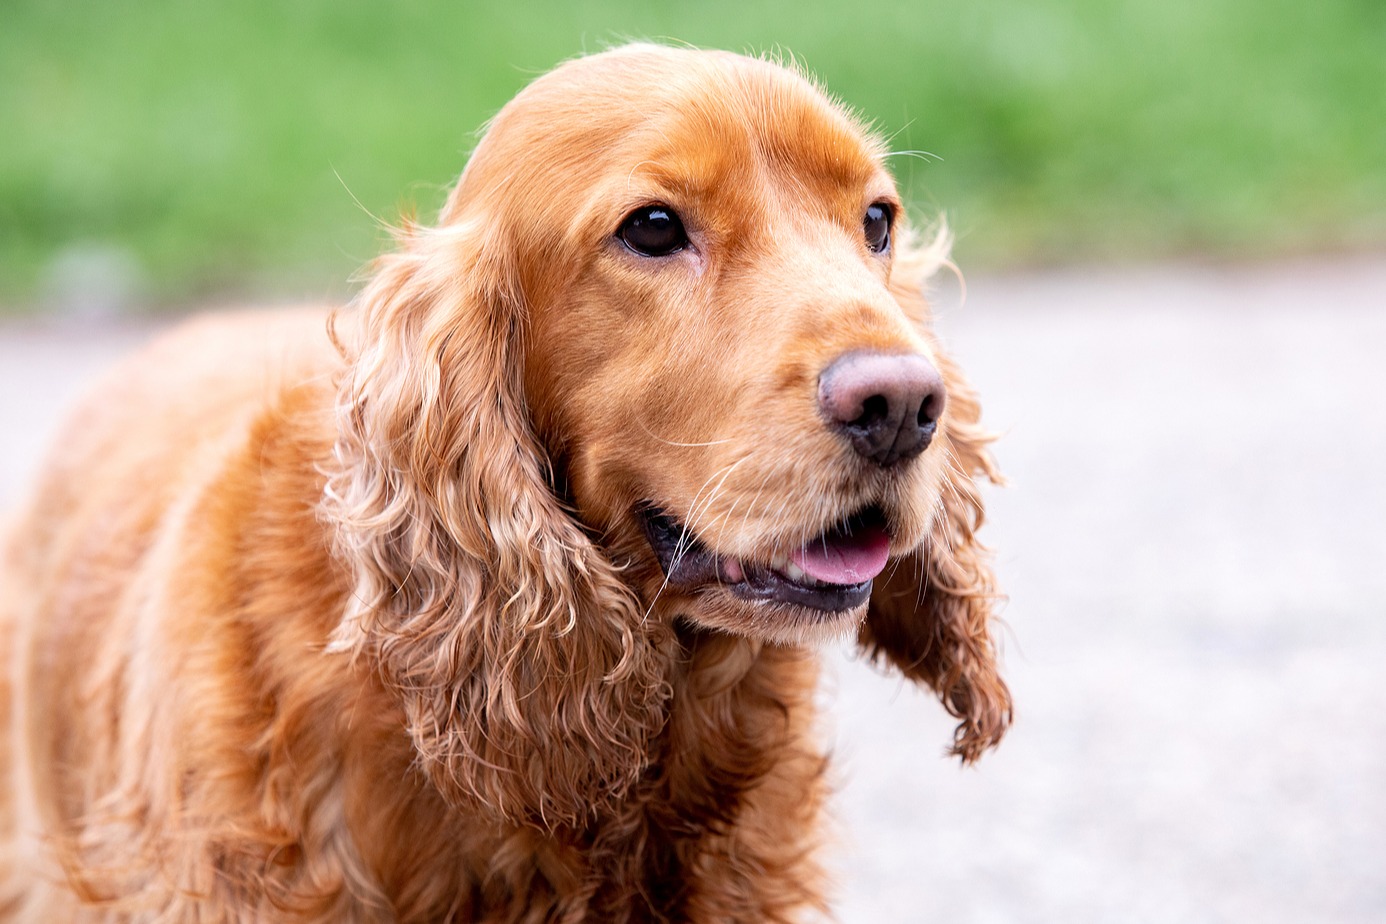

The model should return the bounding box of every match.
[0,44,1010,922]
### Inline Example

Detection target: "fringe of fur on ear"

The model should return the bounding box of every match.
[858,357,1012,763]
[862,215,1013,762]
[923,353,1012,762]
[321,223,671,830]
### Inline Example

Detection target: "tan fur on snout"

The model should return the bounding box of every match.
[0,44,1009,921]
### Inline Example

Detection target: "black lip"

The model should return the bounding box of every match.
[639,506,876,614]
[640,508,723,586]
[727,564,873,611]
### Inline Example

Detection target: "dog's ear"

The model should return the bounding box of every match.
[857,226,1012,762]
[324,218,668,829]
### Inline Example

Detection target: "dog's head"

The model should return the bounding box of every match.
[326,45,1009,827]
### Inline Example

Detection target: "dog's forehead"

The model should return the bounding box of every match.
[646,68,884,197]
[544,47,881,174]
[638,50,884,184]
[449,46,892,230]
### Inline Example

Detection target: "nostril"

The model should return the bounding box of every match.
[854,394,890,429]
[917,391,941,427]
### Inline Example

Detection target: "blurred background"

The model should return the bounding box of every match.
[3,0,1383,311]
[2,1,1383,921]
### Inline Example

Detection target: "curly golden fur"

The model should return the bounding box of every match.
[0,45,1009,921]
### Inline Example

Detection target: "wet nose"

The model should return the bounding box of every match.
[817,351,947,467]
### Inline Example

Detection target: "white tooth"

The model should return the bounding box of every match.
[783,560,808,582]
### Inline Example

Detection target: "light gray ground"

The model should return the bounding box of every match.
[2,258,1383,922]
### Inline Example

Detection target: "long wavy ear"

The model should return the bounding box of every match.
[322,218,669,829]
[858,223,1013,762]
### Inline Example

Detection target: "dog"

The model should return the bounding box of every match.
[0,44,1010,922]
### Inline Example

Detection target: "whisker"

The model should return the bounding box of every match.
[682,455,751,539]
[641,454,751,623]
[698,450,777,557]
[883,149,944,164]
[730,467,778,554]
[636,418,734,448]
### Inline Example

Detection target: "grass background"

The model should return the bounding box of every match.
[2,0,1383,311]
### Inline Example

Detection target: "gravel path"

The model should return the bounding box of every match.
[3,258,1384,922]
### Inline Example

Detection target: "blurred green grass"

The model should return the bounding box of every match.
[2,0,1383,309]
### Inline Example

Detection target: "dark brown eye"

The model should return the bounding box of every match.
[864,202,893,253]
[618,205,687,257]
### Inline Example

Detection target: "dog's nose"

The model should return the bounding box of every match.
[817,351,947,467]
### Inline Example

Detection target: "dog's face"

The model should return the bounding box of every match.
[330,46,1007,818]
[441,46,954,644]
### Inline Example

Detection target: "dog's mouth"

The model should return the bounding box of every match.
[639,505,891,613]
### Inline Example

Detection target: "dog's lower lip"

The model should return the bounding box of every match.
[639,506,883,613]
[723,563,873,612]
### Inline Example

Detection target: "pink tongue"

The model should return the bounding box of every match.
[790,522,891,585]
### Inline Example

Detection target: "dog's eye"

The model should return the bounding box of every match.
[863,202,893,253]
[618,206,688,257]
